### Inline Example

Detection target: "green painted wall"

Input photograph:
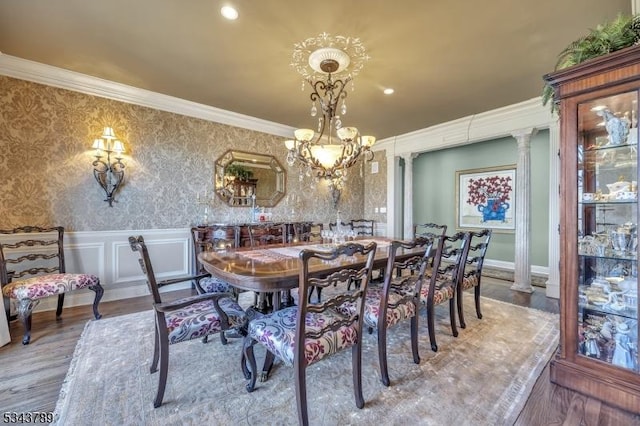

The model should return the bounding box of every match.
[413,130,550,266]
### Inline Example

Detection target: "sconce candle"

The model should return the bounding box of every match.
[91,126,126,207]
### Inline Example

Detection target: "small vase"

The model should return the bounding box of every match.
[477,199,509,222]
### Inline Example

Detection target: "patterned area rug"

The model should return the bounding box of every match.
[53,294,558,425]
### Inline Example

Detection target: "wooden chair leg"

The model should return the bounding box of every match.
[377,323,390,387]
[457,286,467,329]
[243,337,258,392]
[56,294,65,318]
[150,325,160,374]
[261,350,275,382]
[351,341,365,409]
[474,285,483,319]
[295,363,309,426]
[154,329,170,408]
[449,298,458,337]
[410,313,420,365]
[89,283,104,320]
[241,342,251,380]
[17,298,37,345]
[426,302,437,352]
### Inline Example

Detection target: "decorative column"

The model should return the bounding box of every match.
[401,153,419,239]
[386,150,400,238]
[511,128,537,293]
[546,121,561,298]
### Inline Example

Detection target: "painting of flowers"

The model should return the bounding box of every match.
[456,165,516,232]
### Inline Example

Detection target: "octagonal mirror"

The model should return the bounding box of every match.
[215,150,286,207]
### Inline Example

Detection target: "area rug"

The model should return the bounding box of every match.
[52,294,558,426]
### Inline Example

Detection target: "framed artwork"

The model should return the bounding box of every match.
[456,165,516,232]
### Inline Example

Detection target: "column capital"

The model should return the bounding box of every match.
[511,127,538,142]
[400,152,419,163]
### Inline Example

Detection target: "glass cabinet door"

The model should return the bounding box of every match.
[577,91,639,372]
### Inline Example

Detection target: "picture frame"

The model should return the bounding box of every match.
[455,165,516,232]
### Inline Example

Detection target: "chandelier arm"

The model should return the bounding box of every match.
[286,34,373,188]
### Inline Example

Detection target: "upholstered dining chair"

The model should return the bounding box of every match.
[248,222,288,312]
[341,237,434,386]
[329,221,351,232]
[191,225,240,294]
[457,229,492,328]
[414,222,448,269]
[420,232,469,352]
[129,235,248,408]
[242,241,377,426]
[248,222,287,247]
[350,219,374,236]
[414,222,447,244]
[0,226,103,345]
[191,225,244,344]
[349,219,385,283]
[293,222,323,243]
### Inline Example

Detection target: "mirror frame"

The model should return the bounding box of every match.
[214,149,286,207]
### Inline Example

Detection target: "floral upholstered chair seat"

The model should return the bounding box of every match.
[197,276,233,294]
[2,273,100,301]
[460,274,479,291]
[336,283,417,330]
[166,297,247,344]
[247,305,359,366]
[0,226,104,345]
[420,281,456,306]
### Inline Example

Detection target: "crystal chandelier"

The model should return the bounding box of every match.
[285,33,376,194]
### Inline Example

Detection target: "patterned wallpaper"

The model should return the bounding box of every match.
[363,153,388,224]
[0,76,381,231]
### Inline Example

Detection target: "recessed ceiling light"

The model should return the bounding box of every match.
[221,5,238,20]
[383,88,394,95]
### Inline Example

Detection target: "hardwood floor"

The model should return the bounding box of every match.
[0,277,638,425]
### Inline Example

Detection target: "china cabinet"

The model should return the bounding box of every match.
[545,45,640,413]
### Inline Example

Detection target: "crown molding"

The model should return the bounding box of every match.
[0,54,295,138]
[374,97,556,155]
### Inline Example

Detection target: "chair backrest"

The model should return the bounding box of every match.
[426,232,470,302]
[248,222,287,247]
[129,236,163,304]
[293,222,323,243]
[0,226,65,286]
[350,219,374,236]
[296,241,377,361]
[380,237,434,325]
[462,229,492,286]
[191,225,239,274]
[329,221,352,232]
[414,223,447,240]
[414,223,447,266]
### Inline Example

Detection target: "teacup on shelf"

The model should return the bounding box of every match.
[615,191,637,200]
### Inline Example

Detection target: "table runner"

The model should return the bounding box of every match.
[240,239,390,264]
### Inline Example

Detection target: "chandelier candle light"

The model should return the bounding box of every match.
[91,126,126,207]
[285,33,376,207]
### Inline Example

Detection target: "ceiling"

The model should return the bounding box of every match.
[0,1,632,140]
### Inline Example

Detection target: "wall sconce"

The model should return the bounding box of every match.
[91,126,126,207]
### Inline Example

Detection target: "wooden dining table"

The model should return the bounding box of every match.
[198,237,427,381]
[197,237,413,295]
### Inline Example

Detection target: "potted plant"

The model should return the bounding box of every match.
[225,164,253,181]
[543,14,640,111]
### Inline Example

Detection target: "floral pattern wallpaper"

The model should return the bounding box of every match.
[0,76,383,231]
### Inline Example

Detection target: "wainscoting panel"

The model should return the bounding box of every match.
[1,228,194,314]
[1,227,547,314]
